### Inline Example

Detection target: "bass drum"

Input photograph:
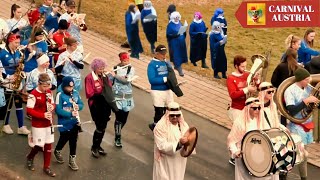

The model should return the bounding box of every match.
[241,128,297,177]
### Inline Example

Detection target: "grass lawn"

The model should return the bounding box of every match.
[32,0,320,82]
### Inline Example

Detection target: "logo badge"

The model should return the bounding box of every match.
[247,3,266,25]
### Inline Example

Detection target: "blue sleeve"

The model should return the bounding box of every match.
[189,23,197,37]
[55,93,72,118]
[210,16,214,26]
[76,93,84,111]
[147,62,165,85]
[210,34,222,48]
[140,10,146,20]
[299,41,320,56]
[166,23,179,40]
[125,12,132,30]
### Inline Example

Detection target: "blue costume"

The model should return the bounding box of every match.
[298,40,320,65]
[166,21,188,69]
[189,20,208,65]
[141,5,157,53]
[21,40,48,72]
[211,8,227,35]
[125,10,143,59]
[0,47,21,75]
[209,23,227,78]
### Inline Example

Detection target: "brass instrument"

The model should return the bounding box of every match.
[246,54,268,98]
[11,50,26,90]
[275,74,320,124]
[42,26,57,46]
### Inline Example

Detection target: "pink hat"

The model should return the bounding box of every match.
[194,12,202,19]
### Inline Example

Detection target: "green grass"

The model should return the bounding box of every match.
[32,0,320,82]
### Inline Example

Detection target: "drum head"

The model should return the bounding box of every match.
[180,127,198,157]
[241,130,273,177]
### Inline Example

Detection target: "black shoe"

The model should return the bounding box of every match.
[27,158,35,171]
[77,124,83,133]
[98,147,107,156]
[222,75,227,79]
[91,148,100,158]
[120,42,130,48]
[229,158,235,166]
[201,63,209,68]
[192,62,197,66]
[148,123,155,131]
[43,168,56,177]
[214,75,221,79]
[115,137,122,148]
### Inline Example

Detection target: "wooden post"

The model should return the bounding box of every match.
[78,0,82,13]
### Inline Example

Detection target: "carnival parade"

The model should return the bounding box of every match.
[0,0,320,179]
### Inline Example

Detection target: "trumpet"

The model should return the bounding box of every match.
[42,26,57,46]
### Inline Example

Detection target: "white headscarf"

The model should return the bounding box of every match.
[143,0,157,16]
[170,11,181,24]
[210,21,223,35]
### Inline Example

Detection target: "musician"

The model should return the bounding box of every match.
[110,52,135,148]
[20,9,44,42]
[298,29,320,65]
[85,58,113,158]
[26,73,56,177]
[227,97,279,180]
[153,101,190,180]
[284,68,316,180]
[52,19,71,64]
[26,53,57,92]
[166,11,188,77]
[21,26,48,73]
[55,37,83,91]
[147,45,174,131]
[60,0,87,53]
[125,4,143,59]
[42,3,60,33]
[189,12,209,68]
[54,76,83,171]
[6,4,28,34]
[0,33,30,135]
[210,21,227,79]
[141,0,157,54]
[210,8,227,35]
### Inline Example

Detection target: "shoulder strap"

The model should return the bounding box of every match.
[263,111,272,128]
[126,65,132,76]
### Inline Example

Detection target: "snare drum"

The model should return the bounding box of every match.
[291,133,305,164]
[241,128,297,177]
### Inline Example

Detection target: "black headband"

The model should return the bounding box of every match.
[167,107,181,111]
[245,99,259,106]
[259,85,274,91]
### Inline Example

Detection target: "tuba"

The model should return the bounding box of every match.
[275,74,320,124]
[246,54,268,98]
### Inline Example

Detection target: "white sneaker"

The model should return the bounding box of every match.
[2,125,14,134]
[17,126,30,135]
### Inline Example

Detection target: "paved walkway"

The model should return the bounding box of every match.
[1,0,320,168]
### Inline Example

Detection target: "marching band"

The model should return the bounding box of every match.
[0,1,319,180]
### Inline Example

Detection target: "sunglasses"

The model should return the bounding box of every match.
[266,90,274,94]
[251,106,261,111]
[169,114,181,118]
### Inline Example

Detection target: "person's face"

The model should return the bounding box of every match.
[40,61,50,69]
[95,67,105,76]
[307,32,315,42]
[35,34,44,41]
[155,52,166,60]
[121,59,130,66]
[249,104,261,118]
[14,8,22,18]
[64,86,74,93]
[68,43,78,51]
[236,61,247,73]
[264,88,275,101]
[194,15,200,21]
[300,77,311,88]
[10,39,21,50]
[67,6,76,13]
[44,0,53,6]
[169,114,181,125]
[59,29,67,34]
[291,40,301,50]
[174,16,179,22]
[38,82,51,92]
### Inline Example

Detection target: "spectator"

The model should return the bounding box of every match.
[298,29,320,65]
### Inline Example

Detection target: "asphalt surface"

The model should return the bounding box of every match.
[0,65,319,180]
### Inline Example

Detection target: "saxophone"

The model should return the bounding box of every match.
[11,50,26,90]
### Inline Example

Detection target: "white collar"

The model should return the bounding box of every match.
[92,71,99,81]
[193,19,202,23]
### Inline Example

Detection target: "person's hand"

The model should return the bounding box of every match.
[72,111,79,117]
[303,95,319,105]
[108,71,115,77]
[47,104,54,112]
[8,74,17,81]
[179,137,189,146]
[247,85,257,93]
[44,112,52,121]
[72,103,79,111]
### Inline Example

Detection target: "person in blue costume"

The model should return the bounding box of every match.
[166,11,188,77]
[211,8,227,35]
[166,4,176,21]
[189,12,209,68]
[141,0,157,54]
[21,26,48,73]
[298,29,320,65]
[125,4,143,59]
[209,21,227,79]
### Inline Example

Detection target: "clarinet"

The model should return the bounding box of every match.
[70,91,82,130]
[45,91,54,134]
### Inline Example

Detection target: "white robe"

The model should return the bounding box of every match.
[153,114,189,180]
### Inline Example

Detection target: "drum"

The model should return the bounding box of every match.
[241,128,297,177]
[291,134,305,164]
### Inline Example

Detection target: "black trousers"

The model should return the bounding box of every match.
[114,110,129,127]
[55,125,79,156]
[154,106,166,124]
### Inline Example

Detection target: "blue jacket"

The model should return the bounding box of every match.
[147,59,170,91]
[0,48,21,75]
[298,40,320,65]
[55,88,84,132]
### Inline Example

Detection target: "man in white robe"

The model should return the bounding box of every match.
[153,102,190,180]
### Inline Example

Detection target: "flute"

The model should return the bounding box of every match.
[104,63,132,75]
[70,91,81,124]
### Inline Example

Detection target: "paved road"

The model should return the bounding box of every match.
[0,65,319,180]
